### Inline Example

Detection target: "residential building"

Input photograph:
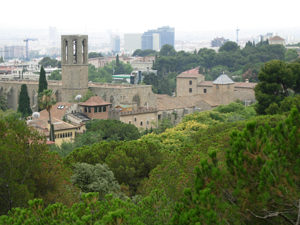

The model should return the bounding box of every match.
[79,96,112,120]
[268,36,285,45]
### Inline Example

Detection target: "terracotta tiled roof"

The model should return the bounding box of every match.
[177,67,204,78]
[269,36,284,41]
[156,94,212,111]
[79,96,112,106]
[198,81,213,87]
[28,118,79,134]
[39,102,73,120]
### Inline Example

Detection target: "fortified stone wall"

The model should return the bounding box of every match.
[89,83,157,108]
[0,80,61,111]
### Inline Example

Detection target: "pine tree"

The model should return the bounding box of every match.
[18,84,32,117]
[115,54,124,74]
[38,66,48,94]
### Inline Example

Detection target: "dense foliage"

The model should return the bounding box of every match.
[88,52,103,58]
[255,60,300,114]
[39,57,61,68]
[0,111,77,215]
[88,59,133,83]
[47,70,61,80]
[144,41,296,95]
[38,66,48,100]
[1,100,299,224]
[17,84,32,117]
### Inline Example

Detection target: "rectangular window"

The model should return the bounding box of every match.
[94,106,98,113]
[88,107,91,113]
[158,115,161,120]
[85,107,88,113]
[103,106,106,112]
[189,88,192,93]
[98,106,101,112]
[189,80,192,85]
[204,88,207,93]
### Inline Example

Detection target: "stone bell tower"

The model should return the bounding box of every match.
[61,35,88,101]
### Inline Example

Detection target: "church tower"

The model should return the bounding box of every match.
[61,35,88,101]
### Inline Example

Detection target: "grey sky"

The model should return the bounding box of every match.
[1,0,299,33]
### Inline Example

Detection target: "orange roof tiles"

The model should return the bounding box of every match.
[269,36,285,41]
[39,102,73,120]
[79,96,111,106]
[177,67,204,78]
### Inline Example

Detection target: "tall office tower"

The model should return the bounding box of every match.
[4,46,26,59]
[141,30,155,50]
[157,26,175,48]
[111,35,120,53]
[152,33,160,51]
[142,26,175,50]
[124,33,142,52]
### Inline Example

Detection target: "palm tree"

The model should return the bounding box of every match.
[39,89,56,141]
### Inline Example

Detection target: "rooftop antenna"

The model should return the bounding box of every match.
[236,28,240,44]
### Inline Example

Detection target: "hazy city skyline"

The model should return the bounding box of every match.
[1,0,300,33]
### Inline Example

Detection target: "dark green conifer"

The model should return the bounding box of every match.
[38,66,48,94]
[18,84,32,117]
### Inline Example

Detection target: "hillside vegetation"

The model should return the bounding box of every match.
[1,99,299,224]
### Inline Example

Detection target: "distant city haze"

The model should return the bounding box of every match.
[1,0,300,33]
[1,0,300,51]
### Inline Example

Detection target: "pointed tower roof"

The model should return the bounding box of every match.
[213,73,234,85]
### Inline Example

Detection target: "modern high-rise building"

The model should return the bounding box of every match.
[111,35,120,53]
[4,46,26,59]
[141,26,175,50]
[141,30,155,50]
[124,33,142,53]
[157,26,175,48]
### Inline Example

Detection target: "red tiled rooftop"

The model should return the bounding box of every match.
[269,36,285,41]
[177,67,204,78]
[79,96,111,107]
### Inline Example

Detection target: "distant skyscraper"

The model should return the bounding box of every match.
[142,30,155,50]
[141,26,175,50]
[157,26,175,48]
[124,33,142,52]
[4,46,25,59]
[152,33,160,51]
[111,35,120,53]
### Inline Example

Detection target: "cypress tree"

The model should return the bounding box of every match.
[38,66,48,94]
[18,84,32,117]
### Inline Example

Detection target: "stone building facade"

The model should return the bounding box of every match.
[0,35,156,112]
[176,68,256,106]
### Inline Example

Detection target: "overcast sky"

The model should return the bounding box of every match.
[1,0,300,33]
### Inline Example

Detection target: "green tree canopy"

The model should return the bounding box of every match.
[48,70,61,80]
[71,163,120,199]
[0,111,76,215]
[38,66,48,94]
[0,94,7,111]
[17,84,32,117]
[219,41,239,52]
[88,52,103,59]
[132,49,157,57]
[255,60,295,114]
[39,57,60,68]
[160,44,176,56]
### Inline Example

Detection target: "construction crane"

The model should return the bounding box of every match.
[24,38,37,61]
